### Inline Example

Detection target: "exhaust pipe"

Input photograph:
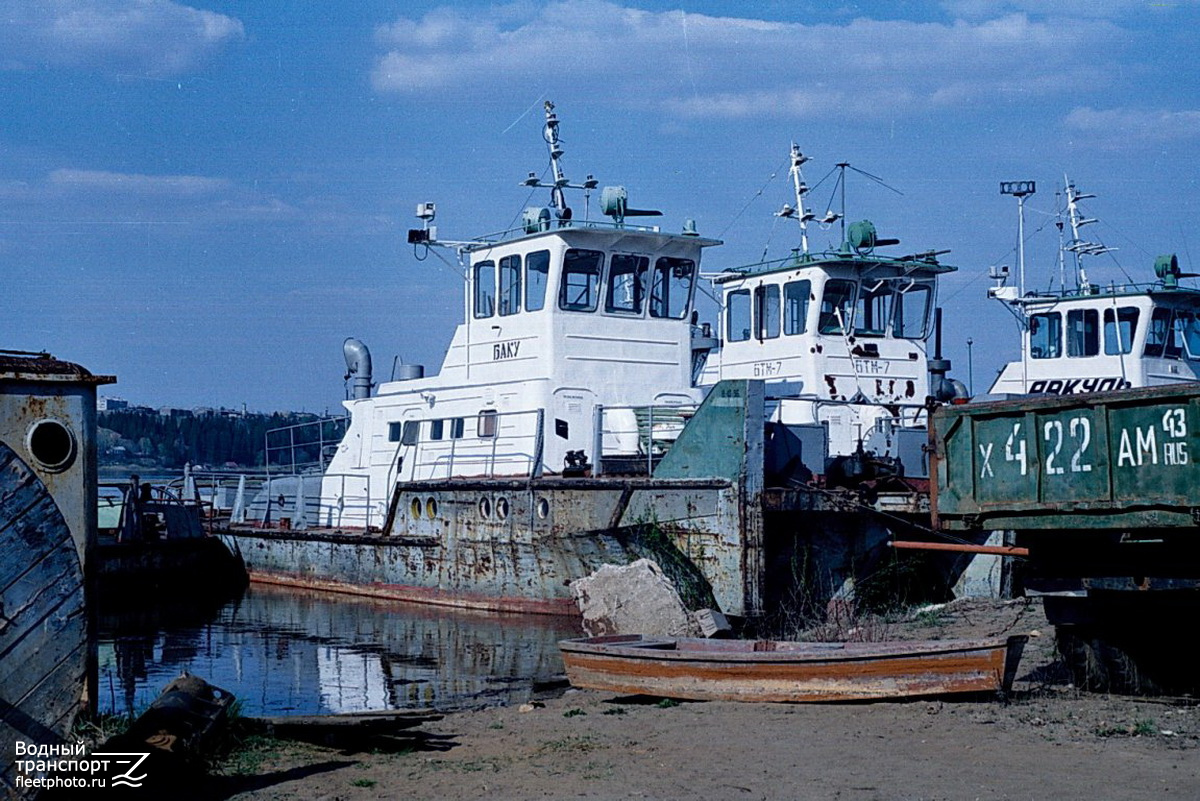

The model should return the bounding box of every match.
[343,338,373,400]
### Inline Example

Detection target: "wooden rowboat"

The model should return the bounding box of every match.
[559,634,1027,703]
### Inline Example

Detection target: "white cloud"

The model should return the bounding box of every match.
[0,0,243,75]
[940,0,1186,20]
[1064,106,1200,148]
[370,2,1122,119]
[48,169,230,195]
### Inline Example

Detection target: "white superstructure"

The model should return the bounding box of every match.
[701,149,956,474]
[989,179,1200,396]
[320,103,720,527]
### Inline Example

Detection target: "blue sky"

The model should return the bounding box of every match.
[3,0,1199,411]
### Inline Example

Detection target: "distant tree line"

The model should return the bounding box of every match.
[98,409,345,471]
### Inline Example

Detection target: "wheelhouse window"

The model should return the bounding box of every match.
[559,248,603,312]
[754,284,781,340]
[1179,312,1200,359]
[387,422,402,442]
[650,257,695,319]
[894,284,931,339]
[477,409,498,438]
[498,255,521,316]
[450,418,465,439]
[854,283,892,337]
[429,419,445,441]
[605,254,648,314]
[1029,312,1062,359]
[818,279,856,335]
[1067,308,1099,357]
[1103,307,1138,355]
[1142,306,1180,357]
[526,250,550,312]
[783,280,811,336]
[473,260,495,319]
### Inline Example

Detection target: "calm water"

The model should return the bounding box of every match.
[95,585,581,717]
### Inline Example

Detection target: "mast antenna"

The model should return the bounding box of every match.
[1000,181,1036,297]
[519,101,598,225]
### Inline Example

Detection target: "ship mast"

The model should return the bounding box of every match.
[788,144,813,255]
[1063,176,1115,290]
[521,101,597,224]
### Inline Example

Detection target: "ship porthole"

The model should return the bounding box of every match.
[495,497,510,521]
[425,497,438,518]
[479,497,492,518]
[535,497,550,520]
[410,497,423,519]
[26,418,76,473]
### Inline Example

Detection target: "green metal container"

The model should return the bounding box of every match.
[932,384,1200,531]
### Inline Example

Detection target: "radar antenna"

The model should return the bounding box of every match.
[519,101,598,224]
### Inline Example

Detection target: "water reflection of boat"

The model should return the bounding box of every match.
[97,584,578,716]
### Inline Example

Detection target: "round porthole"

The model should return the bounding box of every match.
[26,419,76,472]
[535,497,550,520]
[495,497,510,521]
[410,497,423,519]
[425,497,438,518]
[479,497,492,519]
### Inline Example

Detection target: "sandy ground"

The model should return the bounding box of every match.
[203,598,1200,801]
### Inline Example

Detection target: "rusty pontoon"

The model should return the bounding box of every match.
[559,634,1026,703]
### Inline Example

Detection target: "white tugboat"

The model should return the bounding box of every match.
[321,101,720,529]
[220,114,972,620]
[988,179,1200,395]
[701,145,960,482]
[223,103,773,617]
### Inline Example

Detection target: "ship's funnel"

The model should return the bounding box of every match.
[343,338,373,400]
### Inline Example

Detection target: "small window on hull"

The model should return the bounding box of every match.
[478,410,498,438]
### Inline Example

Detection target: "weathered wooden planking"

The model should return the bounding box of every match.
[0,442,87,798]
[560,635,1027,703]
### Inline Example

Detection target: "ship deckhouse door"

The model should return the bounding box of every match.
[552,388,596,472]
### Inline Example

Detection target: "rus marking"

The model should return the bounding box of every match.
[493,340,521,361]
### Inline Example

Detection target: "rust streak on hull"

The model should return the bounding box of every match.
[244,569,580,617]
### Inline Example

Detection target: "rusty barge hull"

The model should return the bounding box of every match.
[559,634,1027,703]
[219,475,741,617]
[219,380,944,620]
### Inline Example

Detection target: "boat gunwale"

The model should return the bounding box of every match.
[559,634,1026,666]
